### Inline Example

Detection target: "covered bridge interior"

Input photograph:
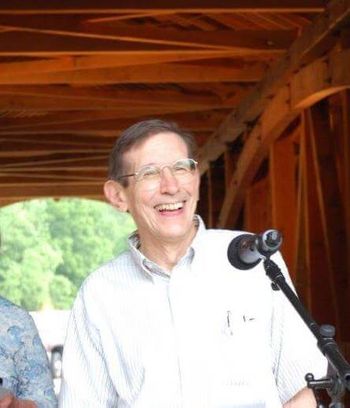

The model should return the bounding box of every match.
[0,1,349,360]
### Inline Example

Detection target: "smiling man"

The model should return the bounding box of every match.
[105,128,200,272]
[59,119,326,408]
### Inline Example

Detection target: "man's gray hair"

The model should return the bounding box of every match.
[108,119,198,186]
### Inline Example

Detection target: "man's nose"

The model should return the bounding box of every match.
[159,167,180,194]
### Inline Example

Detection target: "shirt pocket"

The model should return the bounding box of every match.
[208,306,270,407]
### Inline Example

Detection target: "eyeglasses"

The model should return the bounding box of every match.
[117,158,198,189]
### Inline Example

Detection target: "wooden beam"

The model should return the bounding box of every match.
[293,124,310,307]
[198,0,350,169]
[207,156,225,227]
[197,172,209,227]
[0,172,104,183]
[0,110,230,134]
[0,85,249,111]
[0,31,198,56]
[0,182,104,201]
[0,128,116,137]
[244,176,271,233]
[0,155,108,169]
[0,1,326,14]
[0,165,106,172]
[216,86,299,228]
[301,112,337,323]
[0,52,241,76]
[0,94,217,112]
[0,84,254,104]
[0,140,110,157]
[213,46,350,228]
[223,147,238,191]
[1,164,107,172]
[290,50,350,109]
[0,17,296,51]
[0,62,266,84]
[0,108,229,129]
[269,128,297,277]
[0,134,115,147]
[79,25,296,51]
[0,166,106,176]
[341,90,350,302]
[308,102,349,339]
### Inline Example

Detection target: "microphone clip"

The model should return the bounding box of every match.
[227,230,282,270]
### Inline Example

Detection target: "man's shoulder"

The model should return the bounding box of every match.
[192,228,249,259]
[74,250,143,310]
[201,227,249,243]
[80,250,136,291]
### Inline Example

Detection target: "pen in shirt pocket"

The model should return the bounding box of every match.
[226,310,234,335]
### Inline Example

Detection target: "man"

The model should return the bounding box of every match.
[59,119,326,407]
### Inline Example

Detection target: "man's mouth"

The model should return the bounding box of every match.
[155,201,184,212]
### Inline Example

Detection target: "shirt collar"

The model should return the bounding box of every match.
[127,214,206,278]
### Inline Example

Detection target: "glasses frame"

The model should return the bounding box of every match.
[117,158,198,183]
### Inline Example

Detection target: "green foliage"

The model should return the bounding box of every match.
[0,199,135,311]
[49,275,76,310]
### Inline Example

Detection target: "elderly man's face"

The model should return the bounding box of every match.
[120,131,200,246]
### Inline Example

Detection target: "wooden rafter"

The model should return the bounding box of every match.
[0,1,326,15]
[341,91,350,284]
[214,42,350,227]
[198,0,350,170]
[307,102,349,339]
[269,128,297,274]
[0,52,243,76]
[0,62,267,84]
[0,17,297,52]
[299,112,337,323]
[0,110,229,134]
[0,183,103,200]
[0,84,251,111]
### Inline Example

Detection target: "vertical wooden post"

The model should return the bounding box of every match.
[308,101,349,339]
[207,166,214,228]
[224,148,236,192]
[293,119,310,307]
[207,156,225,228]
[198,172,209,227]
[221,143,241,228]
[341,91,350,292]
[244,175,271,233]
[302,111,336,324]
[269,128,297,278]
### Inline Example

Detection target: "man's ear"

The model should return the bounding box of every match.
[104,180,129,212]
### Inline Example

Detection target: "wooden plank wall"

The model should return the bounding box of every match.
[199,90,350,360]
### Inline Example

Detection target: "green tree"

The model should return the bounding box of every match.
[0,201,62,309]
[0,198,135,311]
[46,199,135,289]
[49,275,76,310]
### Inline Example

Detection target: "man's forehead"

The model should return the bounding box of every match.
[127,131,187,157]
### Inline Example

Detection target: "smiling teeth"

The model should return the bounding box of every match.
[156,202,183,211]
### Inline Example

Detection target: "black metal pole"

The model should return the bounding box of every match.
[263,258,350,401]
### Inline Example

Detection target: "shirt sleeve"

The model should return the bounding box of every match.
[270,252,328,403]
[59,284,119,408]
[13,312,57,408]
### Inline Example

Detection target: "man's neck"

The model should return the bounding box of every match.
[139,226,197,272]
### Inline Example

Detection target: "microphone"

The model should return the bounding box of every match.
[227,229,282,270]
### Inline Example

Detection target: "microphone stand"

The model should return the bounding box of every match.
[263,258,350,407]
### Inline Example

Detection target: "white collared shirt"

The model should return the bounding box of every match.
[59,217,326,408]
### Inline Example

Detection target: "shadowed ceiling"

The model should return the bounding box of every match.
[0,0,331,205]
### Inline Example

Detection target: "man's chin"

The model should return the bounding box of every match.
[157,224,195,242]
